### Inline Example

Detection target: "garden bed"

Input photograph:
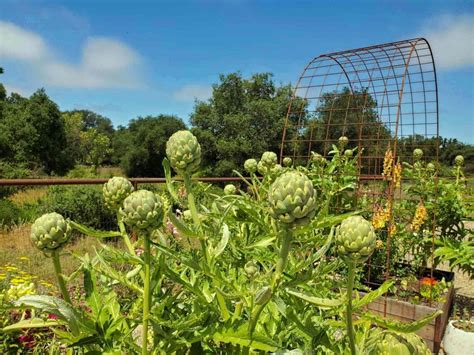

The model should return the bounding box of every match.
[362,268,455,353]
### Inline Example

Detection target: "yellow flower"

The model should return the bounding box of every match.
[382,148,393,180]
[372,205,390,230]
[18,256,29,261]
[388,224,397,236]
[375,240,384,249]
[393,162,402,188]
[412,202,427,232]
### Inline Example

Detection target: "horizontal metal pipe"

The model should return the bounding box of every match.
[0,176,248,186]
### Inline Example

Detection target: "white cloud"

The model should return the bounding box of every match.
[173,84,212,102]
[0,22,49,61]
[420,14,474,70]
[0,21,143,89]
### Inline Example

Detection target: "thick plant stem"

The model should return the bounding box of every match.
[142,236,151,355]
[117,211,135,254]
[183,174,207,259]
[346,262,357,355]
[183,175,200,228]
[248,228,292,335]
[52,250,72,304]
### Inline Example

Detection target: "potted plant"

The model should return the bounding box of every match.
[443,308,474,355]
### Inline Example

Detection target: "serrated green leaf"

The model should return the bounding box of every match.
[362,310,443,333]
[2,318,61,332]
[69,220,121,239]
[286,289,344,309]
[213,325,278,351]
[353,281,394,310]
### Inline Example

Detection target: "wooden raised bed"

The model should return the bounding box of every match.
[363,269,455,353]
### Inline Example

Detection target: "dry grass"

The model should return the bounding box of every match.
[8,188,48,206]
[0,224,103,286]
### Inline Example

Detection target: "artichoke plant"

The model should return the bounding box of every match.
[31,212,72,303]
[268,171,317,226]
[455,155,464,166]
[244,158,258,174]
[224,184,236,195]
[365,330,430,355]
[344,149,353,158]
[335,215,376,264]
[166,130,201,175]
[339,136,349,148]
[261,151,277,167]
[413,148,423,161]
[282,157,292,167]
[31,212,72,254]
[257,151,278,175]
[120,190,164,231]
[103,177,134,210]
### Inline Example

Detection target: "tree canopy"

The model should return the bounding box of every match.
[191,72,300,176]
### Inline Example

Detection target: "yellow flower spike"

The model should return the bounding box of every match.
[393,162,402,188]
[382,148,394,180]
[412,202,427,232]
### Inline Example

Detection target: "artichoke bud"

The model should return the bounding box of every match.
[338,136,349,148]
[120,190,164,232]
[261,151,277,167]
[426,163,435,172]
[255,286,272,305]
[166,130,202,175]
[224,184,236,195]
[413,148,423,161]
[271,164,282,174]
[268,171,317,226]
[344,149,353,158]
[103,176,134,210]
[455,155,464,166]
[31,213,72,255]
[335,216,376,264]
[311,151,325,164]
[244,261,258,278]
[282,157,292,167]
[257,160,269,175]
[244,158,258,174]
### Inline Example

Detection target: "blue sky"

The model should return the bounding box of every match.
[1,0,473,143]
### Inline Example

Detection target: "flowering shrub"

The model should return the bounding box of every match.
[1,134,439,354]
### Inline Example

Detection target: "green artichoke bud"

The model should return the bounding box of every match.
[244,158,258,174]
[257,160,269,175]
[261,151,277,167]
[426,163,435,172]
[31,213,72,254]
[335,216,376,263]
[224,184,236,195]
[282,157,292,167]
[120,190,163,231]
[255,286,272,305]
[103,176,134,210]
[244,261,258,278]
[455,155,464,166]
[311,151,325,164]
[166,130,201,175]
[413,148,423,161]
[344,149,353,158]
[271,164,283,174]
[338,136,349,148]
[268,171,317,226]
[182,210,192,221]
[366,330,430,355]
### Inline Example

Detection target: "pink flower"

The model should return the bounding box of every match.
[18,334,35,348]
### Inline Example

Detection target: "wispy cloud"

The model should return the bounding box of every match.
[173,84,212,102]
[420,14,474,70]
[0,21,143,89]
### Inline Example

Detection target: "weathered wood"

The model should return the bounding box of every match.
[361,283,455,354]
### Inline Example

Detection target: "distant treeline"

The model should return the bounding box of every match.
[0,73,472,180]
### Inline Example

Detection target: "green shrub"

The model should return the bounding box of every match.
[0,199,20,227]
[39,186,116,230]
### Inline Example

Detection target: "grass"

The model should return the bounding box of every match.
[0,224,103,288]
[8,188,47,206]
